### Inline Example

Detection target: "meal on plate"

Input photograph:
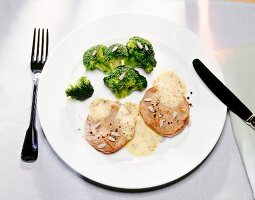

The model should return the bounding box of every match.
[65,36,191,155]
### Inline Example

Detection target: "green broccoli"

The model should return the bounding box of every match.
[103,66,147,98]
[105,43,129,71]
[83,45,111,73]
[126,36,156,73]
[65,76,94,101]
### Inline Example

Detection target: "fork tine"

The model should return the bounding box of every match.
[36,28,40,62]
[31,28,36,62]
[45,29,49,61]
[41,29,44,62]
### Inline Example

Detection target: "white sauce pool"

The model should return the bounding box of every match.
[125,103,161,156]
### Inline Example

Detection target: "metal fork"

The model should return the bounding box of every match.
[21,28,49,162]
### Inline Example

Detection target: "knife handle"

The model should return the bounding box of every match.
[245,115,255,130]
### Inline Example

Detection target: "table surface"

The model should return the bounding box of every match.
[1,0,255,199]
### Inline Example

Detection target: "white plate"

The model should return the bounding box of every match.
[38,13,226,190]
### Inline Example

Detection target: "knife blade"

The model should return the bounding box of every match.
[192,58,255,130]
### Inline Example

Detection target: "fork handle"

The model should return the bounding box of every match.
[21,78,39,162]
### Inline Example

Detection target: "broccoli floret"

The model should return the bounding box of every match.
[83,45,111,73]
[103,66,147,98]
[105,43,129,71]
[65,76,94,101]
[126,36,156,73]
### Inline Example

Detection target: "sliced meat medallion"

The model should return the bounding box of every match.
[139,86,189,137]
[85,98,136,154]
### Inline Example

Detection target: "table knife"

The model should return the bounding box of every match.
[192,58,255,130]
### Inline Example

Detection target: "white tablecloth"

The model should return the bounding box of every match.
[1,1,255,199]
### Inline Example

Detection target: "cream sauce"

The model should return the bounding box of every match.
[125,103,161,156]
[116,105,136,140]
[153,70,186,108]
[89,98,112,121]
